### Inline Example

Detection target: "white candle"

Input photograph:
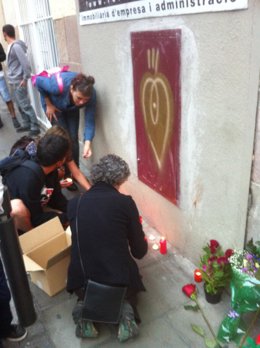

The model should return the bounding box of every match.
[152,243,159,250]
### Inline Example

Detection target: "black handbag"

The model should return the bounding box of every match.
[82,280,126,324]
[75,195,127,324]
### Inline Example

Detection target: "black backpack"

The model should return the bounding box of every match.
[0,149,44,185]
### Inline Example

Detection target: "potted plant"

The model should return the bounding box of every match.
[199,239,233,304]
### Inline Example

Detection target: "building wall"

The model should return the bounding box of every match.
[1,0,259,264]
[49,0,81,72]
[75,1,260,263]
[247,79,260,242]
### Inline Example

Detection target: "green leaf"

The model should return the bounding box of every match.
[242,336,257,347]
[191,324,205,337]
[204,337,219,348]
[184,304,199,311]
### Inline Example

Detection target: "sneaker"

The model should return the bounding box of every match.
[28,129,40,136]
[75,319,98,338]
[5,324,27,342]
[117,302,139,343]
[12,117,21,128]
[16,126,30,133]
[0,118,3,128]
[117,318,139,342]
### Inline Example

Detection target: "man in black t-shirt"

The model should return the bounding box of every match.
[4,133,70,231]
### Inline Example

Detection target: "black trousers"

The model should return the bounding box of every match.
[0,258,12,338]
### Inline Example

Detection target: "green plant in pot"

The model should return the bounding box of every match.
[199,240,233,303]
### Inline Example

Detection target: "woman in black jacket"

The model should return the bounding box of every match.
[67,154,148,342]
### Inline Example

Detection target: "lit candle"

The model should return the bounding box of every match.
[152,243,159,250]
[256,334,260,345]
[194,269,202,283]
[159,237,167,254]
[149,234,155,241]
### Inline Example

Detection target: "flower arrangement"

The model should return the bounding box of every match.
[229,239,260,278]
[217,239,260,347]
[199,239,233,295]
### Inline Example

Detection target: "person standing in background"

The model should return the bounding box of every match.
[2,24,40,137]
[0,42,21,130]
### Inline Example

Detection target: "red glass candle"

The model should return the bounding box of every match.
[256,335,260,345]
[139,216,143,224]
[194,269,202,283]
[159,237,167,254]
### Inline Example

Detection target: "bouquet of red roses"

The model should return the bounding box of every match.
[199,239,233,295]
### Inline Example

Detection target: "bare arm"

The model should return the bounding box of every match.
[67,160,91,191]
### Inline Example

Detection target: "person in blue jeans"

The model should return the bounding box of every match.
[34,71,96,190]
[34,72,96,161]
[2,24,40,137]
[0,42,21,130]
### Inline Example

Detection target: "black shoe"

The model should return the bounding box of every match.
[0,118,3,128]
[66,182,78,191]
[5,324,27,342]
[16,126,30,132]
[28,129,40,136]
[12,117,21,128]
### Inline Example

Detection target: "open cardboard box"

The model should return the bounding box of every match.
[19,217,71,296]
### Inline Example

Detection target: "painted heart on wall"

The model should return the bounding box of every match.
[140,48,174,170]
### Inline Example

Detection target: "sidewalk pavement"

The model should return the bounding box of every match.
[0,103,246,348]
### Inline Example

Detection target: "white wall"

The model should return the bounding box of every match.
[75,1,260,263]
[49,0,76,19]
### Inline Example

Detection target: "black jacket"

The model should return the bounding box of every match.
[67,182,148,293]
[5,161,67,227]
[0,43,6,71]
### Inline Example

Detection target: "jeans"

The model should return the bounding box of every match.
[0,258,12,339]
[0,76,11,102]
[10,83,39,131]
[53,108,80,168]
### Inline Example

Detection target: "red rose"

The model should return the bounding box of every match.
[182,284,197,300]
[217,256,227,265]
[208,256,217,263]
[209,239,219,254]
[225,249,234,258]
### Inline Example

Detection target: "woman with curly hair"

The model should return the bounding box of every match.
[67,154,148,343]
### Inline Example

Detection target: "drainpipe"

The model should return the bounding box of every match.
[246,74,260,243]
[0,187,37,326]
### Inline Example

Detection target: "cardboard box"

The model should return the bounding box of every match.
[19,217,71,296]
